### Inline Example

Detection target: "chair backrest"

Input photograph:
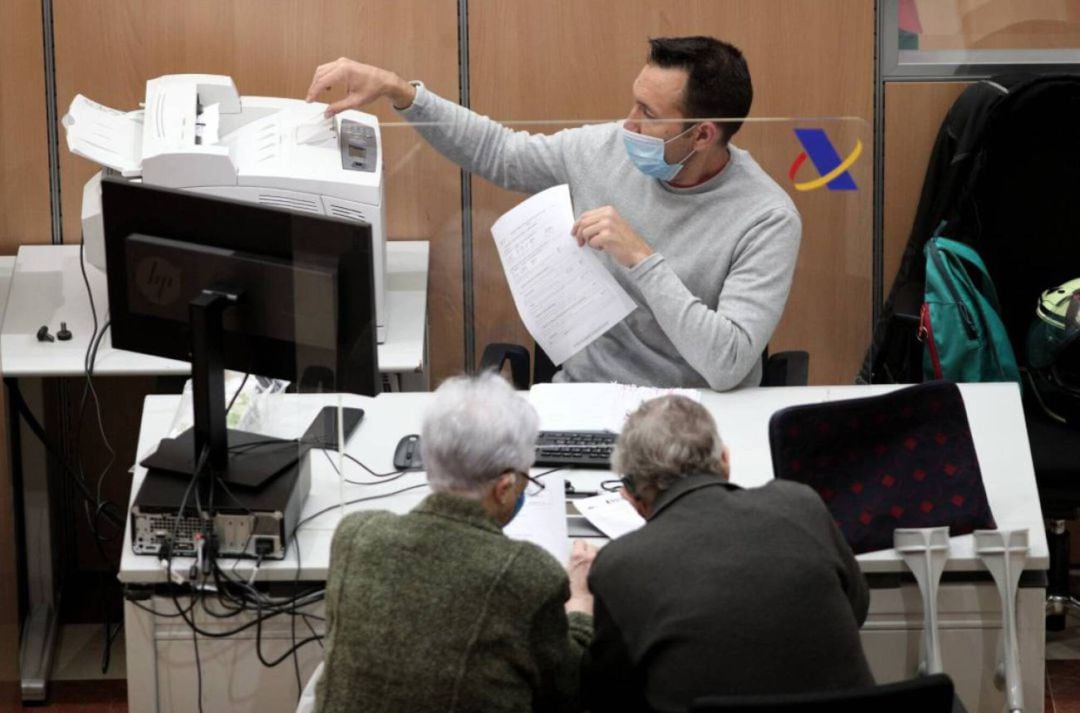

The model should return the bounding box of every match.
[481,342,809,388]
[760,348,809,386]
[689,673,955,713]
[769,381,996,554]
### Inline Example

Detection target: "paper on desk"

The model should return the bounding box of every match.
[529,382,702,432]
[504,474,570,565]
[62,94,144,176]
[575,492,645,539]
[491,184,636,365]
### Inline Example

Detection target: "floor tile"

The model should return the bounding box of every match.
[19,680,127,712]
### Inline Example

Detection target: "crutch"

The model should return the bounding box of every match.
[895,527,950,675]
[975,529,1029,713]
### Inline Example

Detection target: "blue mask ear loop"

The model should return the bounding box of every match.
[669,123,702,166]
[503,471,526,525]
[509,489,526,522]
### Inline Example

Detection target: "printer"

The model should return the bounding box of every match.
[63,74,389,342]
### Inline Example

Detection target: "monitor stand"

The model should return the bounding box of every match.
[142,289,300,489]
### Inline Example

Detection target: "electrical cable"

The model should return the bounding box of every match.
[225,372,250,414]
[6,379,124,528]
[192,587,205,713]
[78,237,125,672]
[132,446,431,683]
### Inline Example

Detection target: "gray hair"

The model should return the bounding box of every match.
[612,395,726,495]
[421,372,539,498]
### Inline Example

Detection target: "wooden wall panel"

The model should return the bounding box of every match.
[52,0,464,383]
[469,0,874,385]
[0,1,46,706]
[882,82,970,297]
[0,0,51,252]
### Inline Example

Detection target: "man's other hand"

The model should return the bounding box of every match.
[305,58,416,117]
[571,206,654,268]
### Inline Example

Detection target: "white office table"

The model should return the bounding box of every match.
[0,241,428,701]
[0,241,430,380]
[120,383,1046,713]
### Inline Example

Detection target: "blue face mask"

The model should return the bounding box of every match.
[622,122,697,181]
[507,490,526,524]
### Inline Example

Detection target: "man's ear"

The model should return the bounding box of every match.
[620,486,650,519]
[695,121,723,148]
[720,445,731,480]
[494,471,518,503]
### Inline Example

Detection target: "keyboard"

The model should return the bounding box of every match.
[535,430,617,469]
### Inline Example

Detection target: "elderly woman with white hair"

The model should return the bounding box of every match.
[583,395,872,713]
[315,373,595,713]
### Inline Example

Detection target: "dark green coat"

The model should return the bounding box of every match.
[316,493,593,713]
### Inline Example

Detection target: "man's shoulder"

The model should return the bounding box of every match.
[743,478,827,512]
[334,509,395,538]
[556,120,623,158]
[728,145,800,216]
[757,477,820,501]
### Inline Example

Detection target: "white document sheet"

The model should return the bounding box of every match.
[504,474,570,565]
[574,492,645,539]
[490,184,636,365]
[529,382,703,432]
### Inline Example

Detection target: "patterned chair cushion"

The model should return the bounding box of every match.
[769,382,996,554]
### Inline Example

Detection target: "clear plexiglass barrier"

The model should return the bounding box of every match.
[122,113,870,584]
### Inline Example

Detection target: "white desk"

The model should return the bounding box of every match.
[0,241,428,701]
[120,384,1046,713]
[0,241,430,380]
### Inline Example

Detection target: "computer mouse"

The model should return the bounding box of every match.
[393,434,423,471]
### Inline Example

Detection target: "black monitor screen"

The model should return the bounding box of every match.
[102,178,379,396]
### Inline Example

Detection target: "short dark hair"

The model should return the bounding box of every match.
[648,36,753,144]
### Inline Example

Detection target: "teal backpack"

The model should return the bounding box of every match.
[918,235,1020,383]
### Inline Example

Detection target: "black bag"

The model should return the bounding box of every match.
[864,74,1080,386]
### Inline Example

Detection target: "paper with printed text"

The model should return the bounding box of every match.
[490,184,636,365]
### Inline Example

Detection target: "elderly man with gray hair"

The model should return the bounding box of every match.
[316,372,595,713]
[583,395,873,713]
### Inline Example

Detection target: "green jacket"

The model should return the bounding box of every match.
[315,493,593,713]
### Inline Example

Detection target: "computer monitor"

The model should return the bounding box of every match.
[101,177,379,485]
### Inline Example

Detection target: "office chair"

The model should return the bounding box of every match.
[689,673,955,713]
[479,343,809,389]
[1026,402,1080,629]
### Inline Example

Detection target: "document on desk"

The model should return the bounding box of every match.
[504,474,570,565]
[529,383,702,432]
[575,492,645,539]
[490,184,636,365]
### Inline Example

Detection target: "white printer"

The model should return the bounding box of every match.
[63,74,389,342]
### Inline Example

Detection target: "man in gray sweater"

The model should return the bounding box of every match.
[307,37,801,390]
